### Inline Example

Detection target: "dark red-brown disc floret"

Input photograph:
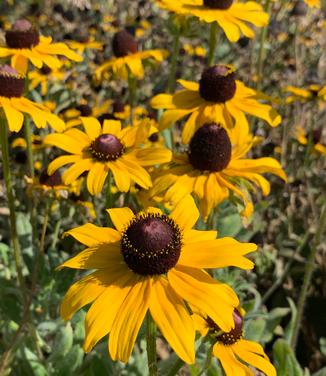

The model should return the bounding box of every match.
[39,170,62,186]
[218,309,243,345]
[121,214,182,275]
[203,0,233,10]
[199,65,236,103]
[76,104,92,117]
[0,65,25,98]
[89,134,124,161]
[112,30,138,58]
[5,19,40,49]
[188,123,232,172]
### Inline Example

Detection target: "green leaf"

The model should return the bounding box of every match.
[285,298,298,344]
[245,317,266,342]
[312,367,326,376]
[48,322,73,361]
[273,339,303,376]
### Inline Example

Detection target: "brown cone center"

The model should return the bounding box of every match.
[203,0,233,9]
[6,19,40,49]
[0,65,25,98]
[112,30,138,58]
[89,134,124,161]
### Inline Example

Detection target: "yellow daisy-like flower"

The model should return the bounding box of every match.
[0,19,83,74]
[284,84,326,104]
[304,0,320,8]
[28,65,65,96]
[151,64,281,144]
[59,195,257,363]
[95,29,168,80]
[0,65,65,132]
[295,126,326,156]
[45,117,172,195]
[157,0,269,42]
[194,308,276,376]
[150,123,287,220]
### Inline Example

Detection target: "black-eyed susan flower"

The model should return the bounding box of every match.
[95,29,168,80]
[0,19,83,74]
[150,123,287,220]
[0,65,65,132]
[28,65,65,96]
[295,126,326,156]
[157,0,269,42]
[284,84,326,104]
[25,168,68,198]
[193,308,276,376]
[45,117,172,195]
[151,64,281,144]
[59,195,257,363]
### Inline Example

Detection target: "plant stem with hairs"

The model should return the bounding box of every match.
[291,202,326,349]
[146,312,158,376]
[208,22,219,66]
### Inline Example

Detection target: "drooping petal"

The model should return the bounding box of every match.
[170,195,199,231]
[168,266,238,332]
[109,277,151,362]
[149,277,195,364]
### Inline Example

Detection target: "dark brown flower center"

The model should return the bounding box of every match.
[312,129,322,145]
[148,132,159,142]
[112,100,125,113]
[207,309,243,345]
[76,104,92,117]
[112,30,138,58]
[199,65,236,103]
[0,65,25,98]
[188,123,232,172]
[89,134,124,161]
[121,214,182,275]
[40,65,52,75]
[39,170,62,186]
[5,19,40,49]
[203,0,233,9]
[291,1,308,16]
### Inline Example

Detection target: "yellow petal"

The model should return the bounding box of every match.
[80,117,101,140]
[1,99,24,132]
[178,238,256,270]
[62,159,93,185]
[149,277,195,364]
[132,147,172,166]
[83,268,136,352]
[64,223,121,246]
[108,160,131,192]
[170,195,199,231]
[107,207,134,232]
[58,242,122,270]
[103,119,122,135]
[213,343,248,376]
[109,277,151,362]
[168,266,238,332]
[47,155,81,175]
[86,162,109,195]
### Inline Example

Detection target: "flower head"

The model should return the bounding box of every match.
[45,117,172,195]
[151,64,281,144]
[194,308,276,376]
[59,195,257,363]
[0,19,83,74]
[157,0,269,42]
[150,123,287,220]
[95,29,168,80]
[0,64,65,132]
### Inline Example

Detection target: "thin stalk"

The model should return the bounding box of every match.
[105,171,112,209]
[24,117,35,178]
[256,0,272,90]
[128,72,137,124]
[208,22,218,66]
[166,357,185,376]
[291,202,326,349]
[197,344,214,376]
[0,115,25,293]
[167,31,181,94]
[146,312,158,376]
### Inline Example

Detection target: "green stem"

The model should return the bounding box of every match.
[105,171,112,209]
[256,0,272,90]
[166,357,185,376]
[24,117,34,178]
[167,31,181,94]
[198,344,214,376]
[208,22,218,66]
[146,312,158,376]
[0,115,25,293]
[128,72,137,124]
[291,202,326,350]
